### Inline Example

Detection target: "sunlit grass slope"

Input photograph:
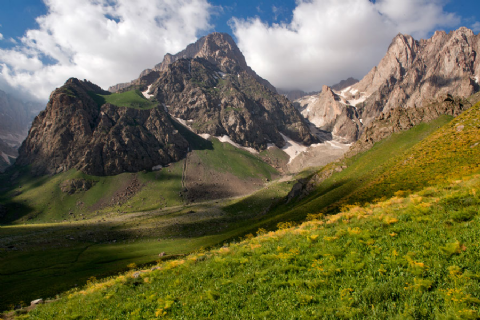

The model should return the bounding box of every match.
[24,174,480,319]
[284,100,480,221]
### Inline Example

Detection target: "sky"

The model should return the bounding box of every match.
[0,0,479,102]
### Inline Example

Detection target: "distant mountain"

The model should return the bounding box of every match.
[296,27,480,142]
[276,89,319,101]
[330,77,359,91]
[0,90,41,172]
[277,78,357,102]
[16,33,317,176]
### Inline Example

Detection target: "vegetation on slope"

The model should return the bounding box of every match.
[90,90,158,109]
[19,174,480,319]
[0,135,277,225]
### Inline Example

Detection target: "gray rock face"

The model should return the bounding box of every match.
[16,78,189,176]
[297,27,480,142]
[295,85,361,142]
[152,58,316,149]
[109,32,276,93]
[330,77,359,92]
[111,32,317,149]
[347,94,472,157]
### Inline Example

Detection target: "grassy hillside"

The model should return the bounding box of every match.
[0,135,277,225]
[0,129,288,312]
[19,173,480,319]
[3,96,480,317]
[89,90,157,109]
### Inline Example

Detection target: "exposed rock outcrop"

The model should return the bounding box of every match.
[110,32,317,149]
[152,58,316,149]
[110,32,276,93]
[346,94,472,157]
[295,85,361,142]
[16,78,189,176]
[297,27,480,142]
[60,179,96,194]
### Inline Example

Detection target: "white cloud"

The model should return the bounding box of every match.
[472,21,480,33]
[232,0,461,91]
[0,0,213,101]
[0,33,3,40]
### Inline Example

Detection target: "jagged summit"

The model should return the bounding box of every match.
[296,26,480,142]
[109,32,276,93]
[16,33,316,176]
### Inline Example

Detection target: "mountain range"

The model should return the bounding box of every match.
[296,27,480,142]
[1,27,480,316]
[15,33,316,176]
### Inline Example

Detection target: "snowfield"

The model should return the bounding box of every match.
[142,84,154,99]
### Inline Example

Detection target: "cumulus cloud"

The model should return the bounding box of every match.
[0,33,3,40]
[472,21,480,33]
[232,0,460,91]
[0,0,213,101]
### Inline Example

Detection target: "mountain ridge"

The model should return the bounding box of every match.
[296,27,480,142]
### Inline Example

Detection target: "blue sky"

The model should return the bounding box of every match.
[0,0,479,101]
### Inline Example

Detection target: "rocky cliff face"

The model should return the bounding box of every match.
[16,33,316,176]
[297,27,480,142]
[16,78,188,176]
[295,85,361,142]
[346,94,473,157]
[110,32,317,149]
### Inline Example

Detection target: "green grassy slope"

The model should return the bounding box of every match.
[0,135,277,225]
[255,115,454,226]
[90,90,158,109]
[22,174,480,319]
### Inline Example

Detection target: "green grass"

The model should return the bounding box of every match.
[0,134,278,225]
[21,174,480,319]
[277,115,455,221]
[196,138,278,180]
[91,90,158,109]
[4,96,480,317]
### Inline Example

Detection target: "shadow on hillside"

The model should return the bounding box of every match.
[0,201,36,225]
[184,182,243,203]
[170,116,214,151]
[422,75,463,88]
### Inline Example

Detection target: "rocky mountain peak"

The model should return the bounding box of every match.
[295,27,480,143]
[110,32,276,93]
[156,33,247,75]
[16,78,189,176]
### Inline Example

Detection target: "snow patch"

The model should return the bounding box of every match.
[152,165,162,171]
[360,119,363,124]
[199,133,211,140]
[267,143,276,149]
[475,76,479,84]
[142,84,154,99]
[280,133,308,163]
[174,117,194,132]
[216,135,258,154]
[218,72,226,78]
[325,141,343,150]
[347,95,368,106]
